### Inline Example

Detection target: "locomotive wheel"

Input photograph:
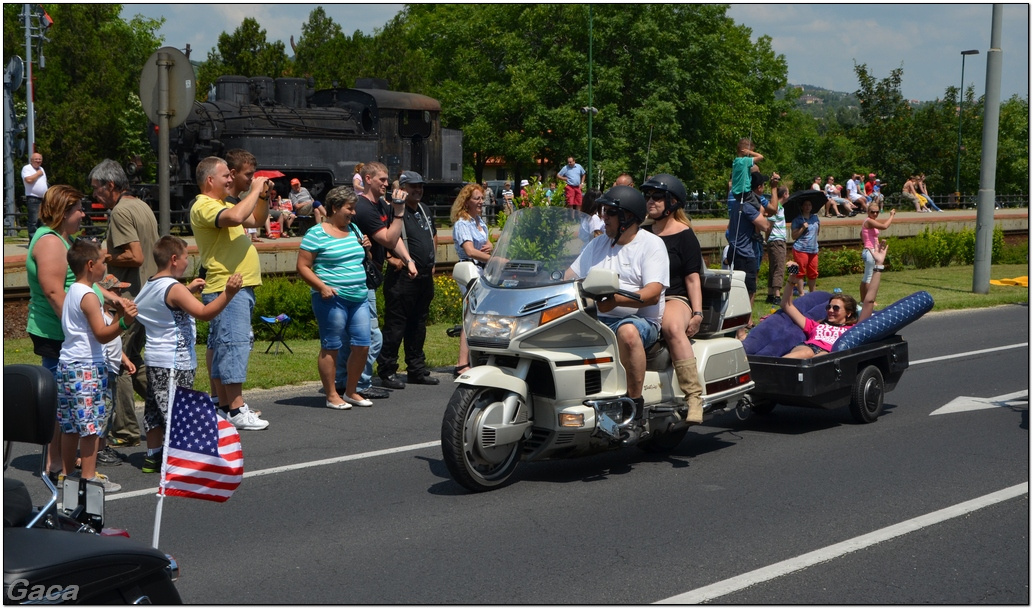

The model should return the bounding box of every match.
[849,365,884,424]
[441,386,523,492]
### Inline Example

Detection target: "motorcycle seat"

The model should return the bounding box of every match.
[644,340,671,372]
[3,478,33,528]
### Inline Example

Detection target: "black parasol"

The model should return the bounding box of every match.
[782,190,828,224]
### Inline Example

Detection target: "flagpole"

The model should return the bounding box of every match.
[153,384,176,549]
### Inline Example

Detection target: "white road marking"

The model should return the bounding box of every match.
[910,342,1027,366]
[930,390,1029,416]
[655,482,1029,604]
[106,440,442,501]
[105,344,1029,501]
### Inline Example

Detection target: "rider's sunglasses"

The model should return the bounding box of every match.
[825,304,842,313]
[646,191,666,201]
[868,209,880,215]
[602,207,622,217]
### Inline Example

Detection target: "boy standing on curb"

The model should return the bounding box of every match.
[57,239,138,492]
[134,236,243,472]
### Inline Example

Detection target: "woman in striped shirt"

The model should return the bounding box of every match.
[297,186,374,409]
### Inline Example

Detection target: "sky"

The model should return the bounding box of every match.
[120,3,1029,102]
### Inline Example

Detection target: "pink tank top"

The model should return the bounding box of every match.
[861,223,879,250]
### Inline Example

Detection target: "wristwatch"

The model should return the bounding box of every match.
[692,311,704,318]
[874,265,885,272]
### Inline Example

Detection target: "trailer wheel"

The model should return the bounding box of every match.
[750,398,776,416]
[849,365,884,423]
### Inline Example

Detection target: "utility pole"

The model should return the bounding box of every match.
[23,4,34,155]
[586,5,593,190]
[972,5,1003,294]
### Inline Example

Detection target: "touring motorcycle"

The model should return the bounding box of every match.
[441,206,755,491]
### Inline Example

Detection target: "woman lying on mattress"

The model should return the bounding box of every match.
[781,240,888,359]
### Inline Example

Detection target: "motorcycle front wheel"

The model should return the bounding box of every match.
[441,386,523,492]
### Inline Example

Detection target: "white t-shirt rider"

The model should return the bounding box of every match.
[568,229,669,324]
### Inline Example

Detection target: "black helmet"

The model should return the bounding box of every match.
[640,173,687,206]
[597,185,646,223]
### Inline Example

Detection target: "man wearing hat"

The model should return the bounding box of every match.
[89,159,160,451]
[376,170,440,387]
[565,186,669,420]
[289,178,325,225]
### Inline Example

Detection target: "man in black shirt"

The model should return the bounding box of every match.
[336,162,417,399]
[377,171,440,387]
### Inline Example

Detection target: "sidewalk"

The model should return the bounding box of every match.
[4,208,1027,289]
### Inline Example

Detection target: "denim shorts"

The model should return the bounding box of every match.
[861,248,876,283]
[599,315,661,349]
[203,287,255,385]
[312,292,371,350]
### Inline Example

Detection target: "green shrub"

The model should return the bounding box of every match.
[887,225,1007,270]
[429,274,463,325]
[196,277,315,344]
[817,248,864,277]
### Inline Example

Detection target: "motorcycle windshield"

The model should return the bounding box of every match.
[482,207,595,289]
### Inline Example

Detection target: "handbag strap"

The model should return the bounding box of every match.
[349,223,370,258]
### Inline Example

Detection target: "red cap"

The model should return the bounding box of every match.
[290,178,300,186]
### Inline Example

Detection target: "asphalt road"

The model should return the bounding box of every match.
[7,304,1029,604]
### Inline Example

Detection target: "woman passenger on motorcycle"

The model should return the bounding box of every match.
[641,174,706,424]
[781,239,888,359]
[450,184,493,377]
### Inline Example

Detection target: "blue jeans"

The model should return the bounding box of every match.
[26,196,41,236]
[312,293,371,350]
[336,289,381,391]
[599,315,660,350]
[203,287,255,385]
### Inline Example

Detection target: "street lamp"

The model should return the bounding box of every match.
[955,49,980,200]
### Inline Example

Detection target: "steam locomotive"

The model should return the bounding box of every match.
[134,75,464,231]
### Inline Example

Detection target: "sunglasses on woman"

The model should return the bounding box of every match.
[602,207,622,217]
[825,304,842,312]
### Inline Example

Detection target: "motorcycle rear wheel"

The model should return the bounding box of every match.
[637,426,688,453]
[441,386,523,492]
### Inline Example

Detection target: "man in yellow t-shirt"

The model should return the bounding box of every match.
[189,156,270,431]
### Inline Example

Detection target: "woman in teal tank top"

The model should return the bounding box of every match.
[25,185,87,368]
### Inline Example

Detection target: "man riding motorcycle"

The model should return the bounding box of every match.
[564,185,670,417]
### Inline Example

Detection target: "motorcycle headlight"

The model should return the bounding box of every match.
[466,301,579,343]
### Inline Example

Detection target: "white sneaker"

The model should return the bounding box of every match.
[88,473,122,493]
[229,404,270,430]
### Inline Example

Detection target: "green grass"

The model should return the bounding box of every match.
[3,322,463,392]
[5,264,1027,391]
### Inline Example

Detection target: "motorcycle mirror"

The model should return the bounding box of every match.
[581,267,620,297]
[452,260,479,288]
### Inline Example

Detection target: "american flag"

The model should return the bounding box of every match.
[160,387,243,502]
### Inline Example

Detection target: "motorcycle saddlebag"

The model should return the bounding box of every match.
[4,528,180,604]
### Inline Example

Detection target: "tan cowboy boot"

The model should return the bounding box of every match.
[674,358,704,424]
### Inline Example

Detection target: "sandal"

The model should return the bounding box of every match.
[453,364,471,378]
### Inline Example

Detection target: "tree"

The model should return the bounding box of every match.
[3,4,163,190]
[395,4,789,193]
[992,95,1029,196]
[853,64,914,184]
[195,17,289,99]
